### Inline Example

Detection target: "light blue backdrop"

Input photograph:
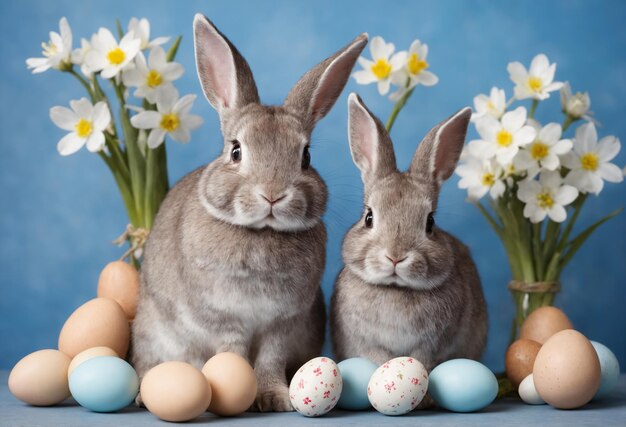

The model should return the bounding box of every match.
[1,0,625,371]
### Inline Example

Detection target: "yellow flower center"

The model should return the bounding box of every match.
[146,70,163,88]
[42,41,58,57]
[530,141,549,160]
[407,53,428,75]
[371,59,392,79]
[580,152,599,171]
[107,47,126,65]
[527,76,543,92]
[481,172,495,187]
[496,130,513,147]
[75,119,93,138]
[160,113,180,132]
[536,191,554,209]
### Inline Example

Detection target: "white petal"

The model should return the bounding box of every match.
[541,154,560,170]
[70,98,93,118]
[547,205,567,223]
[357,57,374,70]
[161,62,184,81]
[514,85,533,100]
[530,207,547,223]
[147,128,166,148]
[86,131,105,152]
[468,139,496,159]
[530,54,549,76]
[496,146,519,165]
[377,79,391,95]
[148,46,166,69]
[514,126,537,146]
[598,163,624,183]
[552,139,573,155]
[554,185,579,206]
[596,136,620,162]
[490,180,505,199]
[156,86,179,112]
[122,67,144,88]
[544,81,564,93]
[131,111,161,129]
[170,127,191,143]
[389,51,407,70]
[181,115,203,131]
[502,107,527,132]
[513,150,535,170]
[353,69,377,84]
[57,132,85,156]
[173,94,197,115]
[416,70,438,86]
[148,36,171,47]
[575,123,598,153]
[539,123,562,143]
[468,185,489,200]
[92,102,111,130]
[523,202,535,219]
[560,152,579,169]
[518,180,540,202]
[370,36,393,60]
[507,62,528,84]
[100,65,120,79]
[475,116,500,142]
[49,106,78,130]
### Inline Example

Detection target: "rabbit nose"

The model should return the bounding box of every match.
[385,255,407,266]
[260,193,286,206]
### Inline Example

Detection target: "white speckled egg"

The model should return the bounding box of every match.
[367,357,428,416]
[289,357,342,417]
[519,374,545,405]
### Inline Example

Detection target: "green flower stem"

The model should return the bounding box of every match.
[386,86,415,132]
[67,68,95,101]
[98,152,139,225]
[104,134,130,182]
[529,99,539,119]
[562,115,576,132]
[166,36,182,61]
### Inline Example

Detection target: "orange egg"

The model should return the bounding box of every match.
[506,339,542,388]
[58,298,130,358]
[202,352,257,415]
[9,349,71,406]
[97,261,140,320]
[533,329,601,409]
[520,306,573,344]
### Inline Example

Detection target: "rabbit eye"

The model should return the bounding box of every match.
[364,209,373,228]
[302,146,311,169]
[426,212,435,233]
[231,141,241,163]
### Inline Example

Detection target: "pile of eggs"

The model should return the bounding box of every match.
[505,306,620,409]
[8,261,257,422]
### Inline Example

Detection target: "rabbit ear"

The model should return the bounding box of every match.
[193,14,259,115]
[347,93,397,184]
[284,34,368,133]
[409,107,472,186]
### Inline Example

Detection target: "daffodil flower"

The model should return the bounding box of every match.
[471,87,506,121]
[562,123,623,194]
[514,121,572,177]
[122,46,184,104]
[352,36,407,95]
[26,17,73,73]
[130,88,203,148]
[518,171,579,223]
[508,54,563,101]
[560,82,591,120]
[456,155,506,201]
[49,98,111,156]
[389,40,438,100]
[468,107,537,166]
[85,28,141,79]
[128,17,170,50]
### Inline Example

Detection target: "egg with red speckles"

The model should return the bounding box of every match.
[367,357,429,416]
[289,357,342,417]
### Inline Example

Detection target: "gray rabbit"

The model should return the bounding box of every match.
[331,94,487,375]
[131,15,367,412]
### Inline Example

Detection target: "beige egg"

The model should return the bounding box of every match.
[533,329,601,409]
[97,261,140,320]
[68,346,118,378]
[9,349,71,406]
[202,352,257,416]
[141,361,212,422]
[520,306,573,344]
[58,298,130,358]
[505,339,542,387]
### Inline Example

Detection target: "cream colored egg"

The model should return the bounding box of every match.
[97,261,140,320]
[202,352,257,416]
[68,346,118,378]
[520,307,573,344]
[9,349,71,406]
[518,374,545,405]
[58,298,130,358]
[141,362,212,422]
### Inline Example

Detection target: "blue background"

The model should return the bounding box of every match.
[1,0,625,372]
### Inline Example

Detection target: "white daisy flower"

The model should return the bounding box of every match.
[389,40,438,100]
[514,122,572,177]
[468,106,537,166]
[507,54,564,100]
[471,87,506,121]
[49,98,111,156]
[352,36,407,95]
[562,123,623,194]
[517,171,579,223]
[128,17,170,50]
[85,28,141,79]
[456,154,506,201]
[122,46,184,104]
[560,82,591,120]
[130,87,203,148]
[71,35,97,77]
[26,17,73,73]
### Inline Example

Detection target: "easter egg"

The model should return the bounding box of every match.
[337,357,378,410]
[505,339,542,387]
[533,329,600,409]
[590,341,620,400]
[520,306,573,344]
[97,261,140,320]
[289,357,342,417]
[202,352,256,416]
[8,349,71,406]
[69,356,138,412]
[141,361,211,422]
[58,298,130,358]
[428,359,497,412]
[518,374,545,405]
[367,357,428,416]
[68,346,118,378]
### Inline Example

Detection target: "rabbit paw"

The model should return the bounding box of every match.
[255,384,293,412]
[135,392,145,408]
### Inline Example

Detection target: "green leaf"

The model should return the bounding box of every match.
[474,201,503,238]
[166,36,182,62]
[116,18,124,40]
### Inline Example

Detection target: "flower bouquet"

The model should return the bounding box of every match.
[26,17,204,263]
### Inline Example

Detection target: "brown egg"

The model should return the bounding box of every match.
[67,346,118,378]
[202,352,257,416]
[58,298,130,358]
[520,306,573,344]
[141,362,212,422]
[97,261,140,320]
[506,339,542,387]
[9,349,71,406]
[533,329,601,409]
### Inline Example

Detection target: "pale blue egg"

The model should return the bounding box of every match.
[69,356,139,412]
[591,341,620,400]
[337,357,378,410]
[428,359,497,412]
